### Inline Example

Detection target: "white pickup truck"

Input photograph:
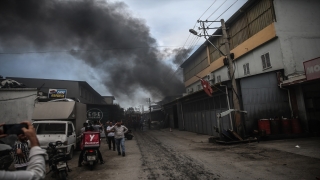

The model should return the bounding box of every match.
[32,101,87,159]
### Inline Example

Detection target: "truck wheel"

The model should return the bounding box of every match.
[67,146,74,160]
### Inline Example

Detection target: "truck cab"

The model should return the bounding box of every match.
[33,121,76,159]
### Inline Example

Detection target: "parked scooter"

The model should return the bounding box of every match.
[125,129,134,140]
[82,148,99,170]
[46,141,71,180]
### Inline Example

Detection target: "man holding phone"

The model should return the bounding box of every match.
[0,121,47,180]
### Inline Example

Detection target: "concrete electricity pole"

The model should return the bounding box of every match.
[148,98,152,122]
[220,19,243,136]
[189,19,244,137]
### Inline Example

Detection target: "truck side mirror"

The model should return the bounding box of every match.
[67,131,73,136]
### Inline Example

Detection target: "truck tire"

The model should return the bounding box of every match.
[67,146,74,160]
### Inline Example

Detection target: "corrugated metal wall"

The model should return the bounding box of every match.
[240,72,291,133]
[229,0,275,50]
[180,89,232,136]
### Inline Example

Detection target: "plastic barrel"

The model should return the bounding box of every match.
[291,118,302,134]
[281,118,292,134]
[270,119,281,134]
[258,119,271,135]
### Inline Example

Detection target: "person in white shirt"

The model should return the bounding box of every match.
[106,121,115,151]
[110,120,128,156]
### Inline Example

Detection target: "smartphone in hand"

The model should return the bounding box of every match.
[2,124,28,135]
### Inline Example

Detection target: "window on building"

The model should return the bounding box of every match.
[210,73,215,84]
[197,84,201,91]
[261,52,271,69]
[79,87,82,97]
[217,75,221,83]
[243,63,250,75]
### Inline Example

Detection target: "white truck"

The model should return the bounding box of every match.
[32,101,87,159]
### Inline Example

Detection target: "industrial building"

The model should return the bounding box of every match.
[163,0,320,138]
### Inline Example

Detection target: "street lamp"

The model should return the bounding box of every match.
[189,27,226,56]
[189,29,198,36]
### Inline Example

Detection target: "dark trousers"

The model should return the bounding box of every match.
[107,136,115,150]
[78,148,104,165]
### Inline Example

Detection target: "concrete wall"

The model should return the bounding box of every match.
[274,0,320,77]
[235,39,283,79]
[0,88,38,123]
[187,38,283,91]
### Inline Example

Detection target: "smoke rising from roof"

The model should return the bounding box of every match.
[0,0,191,106]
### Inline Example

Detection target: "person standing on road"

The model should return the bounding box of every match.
[105,122,109,143]
[106,122,115,151]
[139,118,144,131]
[110,120,128,157]
[12,132,30,170]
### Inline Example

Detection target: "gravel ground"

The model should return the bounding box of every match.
[43,128,320,180]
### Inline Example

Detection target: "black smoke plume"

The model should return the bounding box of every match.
[0,0,192,106]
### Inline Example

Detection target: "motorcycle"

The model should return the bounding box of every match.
[46,141,71,180]
[125,129,134,140]
[82,148,99,171]
[80,131,101,171]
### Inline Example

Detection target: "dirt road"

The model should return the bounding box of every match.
[45,129,320,180]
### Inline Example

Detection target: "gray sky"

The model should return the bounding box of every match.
[0,0,246,109]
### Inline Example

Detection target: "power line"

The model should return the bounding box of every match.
[207,0,239,27]
[0,46,193,55]
[182,0,217,49]
[0,94,37,101]
[206,0,227,20]
[198,0,217,21]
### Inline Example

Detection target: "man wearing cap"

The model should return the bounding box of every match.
[110,120,128,157]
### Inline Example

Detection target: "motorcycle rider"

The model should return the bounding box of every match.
[78,123,104,167]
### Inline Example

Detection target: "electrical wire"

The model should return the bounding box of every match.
[189,36,200,50]
[0,94,37,101]
[191,37,202,51]
[0,46,193,55]
[208,0,239,27]
[211,83,227,95]
[182,0,217,49]
[206,0,227,21]
[199,0,217,21]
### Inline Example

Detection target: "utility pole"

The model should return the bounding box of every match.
[220,19,243,136]
[189,19,244,137]
[148,98,152,122]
